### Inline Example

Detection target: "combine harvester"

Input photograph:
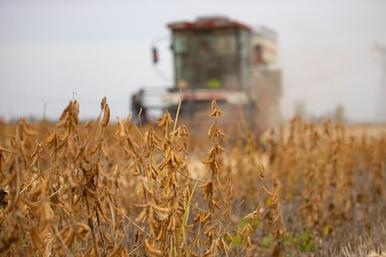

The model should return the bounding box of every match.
[132,16,282,136]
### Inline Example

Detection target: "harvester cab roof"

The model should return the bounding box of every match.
[167,16,252,31]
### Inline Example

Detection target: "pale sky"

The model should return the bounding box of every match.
[0,0,385,122]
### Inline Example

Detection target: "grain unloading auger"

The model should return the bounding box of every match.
[132,16,282,136]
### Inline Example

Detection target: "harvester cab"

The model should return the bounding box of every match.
[133,16,282,136]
